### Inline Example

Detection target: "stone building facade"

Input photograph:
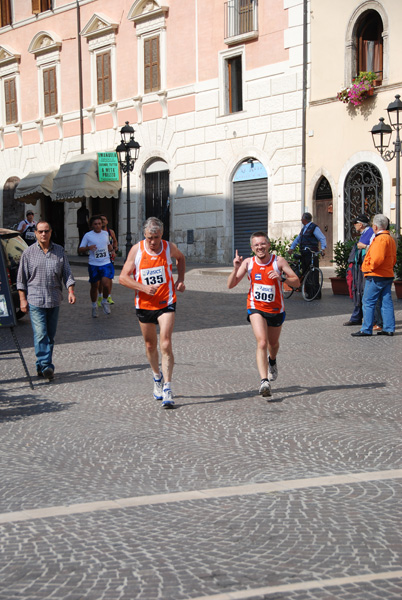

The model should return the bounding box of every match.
[307,0,402,249]
[0,0,306,262]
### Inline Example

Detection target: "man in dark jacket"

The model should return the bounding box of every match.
[344,214,374,326]
[289,212,326,299]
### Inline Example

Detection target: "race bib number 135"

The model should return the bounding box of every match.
[253,283,275,303]
[141,266,167,286]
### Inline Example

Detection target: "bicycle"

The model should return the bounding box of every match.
[282,248,324,302]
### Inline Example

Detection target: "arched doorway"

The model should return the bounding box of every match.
[344,162,382,240]
[233,160,268,257]
[314,176,333,264]
[145,160,170,240]
[2,177,22,229]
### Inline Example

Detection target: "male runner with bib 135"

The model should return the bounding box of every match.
[119,217,186,408]
[228,231,300,398]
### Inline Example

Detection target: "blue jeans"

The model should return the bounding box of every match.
[29,305,60,373]
[361,277,395,334]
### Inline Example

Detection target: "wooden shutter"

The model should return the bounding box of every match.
[43,67,57,117]
[32,0,51,14]
[5,78,17,124]
[97,52,112,105]
[0,0,12,27]
[144,36,160,94]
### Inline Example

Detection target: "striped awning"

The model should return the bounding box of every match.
[51,152,121,202]
[14,168,58,205]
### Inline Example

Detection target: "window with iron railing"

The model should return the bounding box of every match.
[225,0,258,42]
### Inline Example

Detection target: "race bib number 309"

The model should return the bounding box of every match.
[141,266,167,286]
[253,283,275,303]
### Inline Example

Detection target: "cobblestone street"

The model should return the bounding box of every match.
[1,265,402,600]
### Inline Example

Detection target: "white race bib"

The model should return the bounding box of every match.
[141,266,167,286]
[25,231,36,240]
[253,283,275,303]
[95,248,107,259]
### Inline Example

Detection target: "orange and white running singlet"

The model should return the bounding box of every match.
[247,255,285,313]
[134,240,176,310]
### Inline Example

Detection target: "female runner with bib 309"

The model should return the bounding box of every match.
[119,217,186,409]
[228,231,300,398]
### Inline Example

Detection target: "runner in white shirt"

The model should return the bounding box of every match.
[18,210,37,246]
[79,215,114,318]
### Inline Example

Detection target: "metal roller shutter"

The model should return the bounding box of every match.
[233,178,268,257]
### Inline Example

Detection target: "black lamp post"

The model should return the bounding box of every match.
[371,94,402,238]
[116,122,141,257]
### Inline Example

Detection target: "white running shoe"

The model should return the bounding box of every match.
[92,306,98,318]
[268,361,278,382]
[101,299,111,315]
[259,380,272,398]
[153,374,164,400]
[162,388,174,408]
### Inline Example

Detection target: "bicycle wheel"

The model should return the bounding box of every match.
[282,281,294,299]
[301,267,323,301]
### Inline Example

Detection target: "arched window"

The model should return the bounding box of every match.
[346,4,388,87]
[355,10,383,83]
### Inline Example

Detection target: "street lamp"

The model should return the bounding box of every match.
[371,94,402,238]
[116,122,141,257]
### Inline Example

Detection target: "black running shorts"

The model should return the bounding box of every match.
[136,303,176,324]
[247,309,285,327]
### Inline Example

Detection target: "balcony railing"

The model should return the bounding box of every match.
[224,0,258,42]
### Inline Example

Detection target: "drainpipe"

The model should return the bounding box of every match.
[76,0,84,154]
[301,0,308,216]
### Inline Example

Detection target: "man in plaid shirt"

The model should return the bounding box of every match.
[17,220,76,380]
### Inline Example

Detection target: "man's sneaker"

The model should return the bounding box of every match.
[107,296,114,305]
[42,366,54,380]
[259,379,272,398]
[37,369,44,378]
[153,374,164,400]
[97,296,102,307]
[101,299,111,315]
[268,361,278,382]
[162,388,174,408]
[92,306,98,318]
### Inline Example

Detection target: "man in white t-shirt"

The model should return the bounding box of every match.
[79,215,114,318]
[18,210,37,246]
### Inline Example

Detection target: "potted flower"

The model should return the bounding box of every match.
[394,236,402,299]
[330,240,355,295]
[337,71,376,107]
[337,87,350,104]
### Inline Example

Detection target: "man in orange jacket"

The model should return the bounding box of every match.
[351,214,396,337]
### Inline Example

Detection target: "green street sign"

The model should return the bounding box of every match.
[98,152,120,182]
